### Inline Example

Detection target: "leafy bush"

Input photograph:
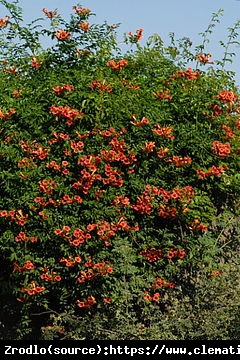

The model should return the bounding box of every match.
[0,1,239,340]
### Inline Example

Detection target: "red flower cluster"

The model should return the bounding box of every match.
[40,271,61,282]
[217,89,237,105]
[94,126,116,138]
[72,168,101,194]
[111,195,130,212]
[166,155,192,167]
[55,28,72,41]
[130,115,149,127]
[111,218,139,232]
[42,8,57,19]
[94,189,105,200]
[0,15,9,27]
[208,269,223,278]
[188,218,208,232]
[166,248,185,259]
[103,163,123,187]
[158,185,194,203]
[78,21,89,32]
[90,79,112,92]
[60,255,82,267]
[106,59,128,71]
[20,140,50,160]
[172,67,201,81]
[152,88,172,100]
[73,5,91,17]
[100,133,137,164]
[52,84,74,96]
[72,227,92,246]
[151,277,175,289]
[0,107,15,121]
[139,246,162,262]
[43,325,65,335]
[31,56,43,69]
[21,282,45,296]
[128,28,144,42]
[75,153,102,190]
[142,141,155,153]
[144,291,160,303]
[95,220,116,246]
[48,131,69,145]
[69,219,136,247]
[55,225,92,247]
[104,297,111,304]
[38,179,58,195]
[196,53,214,64]
[222,124,235,139]
[196,165,229,179]
[50,104,83,126]
[78,153,101,169]
[15,231,37,243]
[77,296,96,309]
[2,64,19,76]
[122,78,140,90]
[68,139,84,155]
[34,196,60,209]
[61,194,83,205]
[77,258,113,283]
[38,210,49,220]
[13,260,35,272]
[46,160,70,175]
[0,209,28,226]
[55,225,71,236]
[152,124,174,140]
[77,269,98,283]
[209,103,223,117]
[212,141,231,157]
[17,157,36,168]
[157,146,169,158]
[3,132,17,145]
[131,187,154,215]
[144,277,175,303]
[159,204,177,218]
[131,184,194,216]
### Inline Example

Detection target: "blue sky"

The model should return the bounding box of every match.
[1,0,240,85]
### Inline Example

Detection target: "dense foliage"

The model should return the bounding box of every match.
[0,1,239,340]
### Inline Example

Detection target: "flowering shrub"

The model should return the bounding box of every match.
[0,1,239,340]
